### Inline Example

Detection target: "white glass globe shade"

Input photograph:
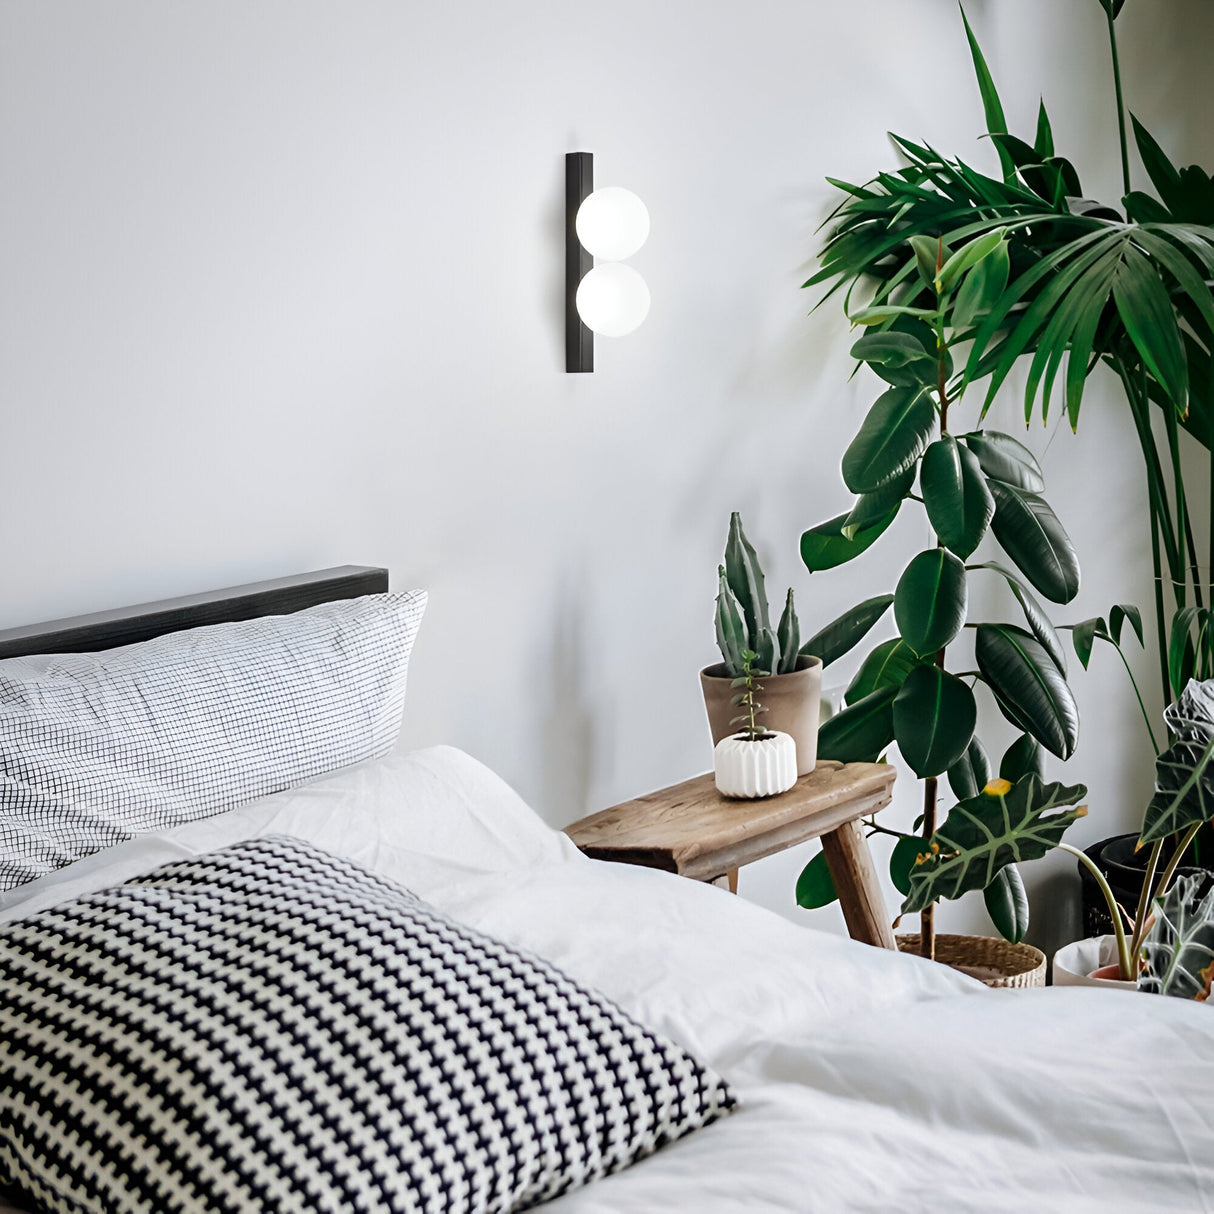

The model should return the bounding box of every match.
[575,264,651,337]
[575,187,650,261]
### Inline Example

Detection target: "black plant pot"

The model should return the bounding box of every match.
[1078,830,1212,937]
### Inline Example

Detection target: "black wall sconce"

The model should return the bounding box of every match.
[565,152,650,373]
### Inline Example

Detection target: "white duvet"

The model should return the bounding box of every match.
[3,746,1211,1213]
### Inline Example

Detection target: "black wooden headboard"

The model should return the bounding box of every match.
[0,566,389,660]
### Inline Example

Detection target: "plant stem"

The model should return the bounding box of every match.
[1059,842,1134,979]
[1113,642,1162,754]
[921,245,950,964]
[1105,5,1131,197]
[1154,822,1203,903]
[1127,838,1163,964]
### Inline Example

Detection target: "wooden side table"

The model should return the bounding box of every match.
[563,760,897,949]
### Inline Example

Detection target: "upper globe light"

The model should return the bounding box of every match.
[575,263,650,337]
[575,187,650,261]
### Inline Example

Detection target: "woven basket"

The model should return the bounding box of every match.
[897,933,1046,989]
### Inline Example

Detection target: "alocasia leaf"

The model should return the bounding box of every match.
[901,775,1087,914]
[1138,874,1214,1000]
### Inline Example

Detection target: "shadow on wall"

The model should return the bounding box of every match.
[538,565,598,824]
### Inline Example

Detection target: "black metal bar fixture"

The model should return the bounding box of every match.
[565,152,650,374]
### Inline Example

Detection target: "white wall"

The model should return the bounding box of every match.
[1,1,1210,955]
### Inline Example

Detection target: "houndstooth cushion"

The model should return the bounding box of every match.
[0,836,734,1212]
[0,591,427,892]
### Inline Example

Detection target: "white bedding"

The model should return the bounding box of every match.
[3,745,1212,1212]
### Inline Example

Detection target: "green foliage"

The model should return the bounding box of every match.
[795,848,838,909]
[800,509,898,573]
[806,0,1214,756]
[920,437,994,559]
[716,514,801,676]
[1141,734,1214,845]
[845,638,920,705]
[840,387,936,494]
[800,65,1086,929]
[893,549,968,657]
[801,594,892,668]
[1138,874,1214,1000]
[816,685,896,764]
[901,776,1087,915]
[947,736,991,801]
[892,666,977,779]
[974,624,1079,760]
[983,863,1030,944]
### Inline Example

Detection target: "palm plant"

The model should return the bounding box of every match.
[809,2,1214,712]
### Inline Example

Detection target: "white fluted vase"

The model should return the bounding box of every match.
[713,731,798,799]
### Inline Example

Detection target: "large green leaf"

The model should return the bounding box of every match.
[842,463,916,540]
[890,833,927,897]
[801,595,893,667]
[892,665,977,778]
[947,736,991,801]
[936,229,1006,292]
[961,431,1045,493]
[973,560,1066,671]
[901,775,1087,914]
[1140,733,1214,844]
[953,239,1010,328]
[920,437,995,559]
[841,387,936,494]
[850,332,935,370]
[1112,243,1189,412]
[893,548,968,657]
[845,638,921,705]
[816,685,897,763]
[988,481,1080,605]
[801,508,897,572]
[975,623,1080,759]
[1138,874,1214,999]
[795,849,839,910]
[960,8,1016,184]
[1000,733,1044,783]
[984,863,1029,944]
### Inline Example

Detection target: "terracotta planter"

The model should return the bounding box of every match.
[700,655,823,776]
[1052,935,1137,990]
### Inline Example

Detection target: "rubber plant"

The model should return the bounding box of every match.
[794,226,1089,958]
[799,0,1214,864]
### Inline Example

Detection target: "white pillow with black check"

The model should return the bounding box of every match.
[0,590,426,891]
[0,836,735,1213]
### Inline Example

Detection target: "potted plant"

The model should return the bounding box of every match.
[792,173,1092,972]
[1055,670,1214,987]
[713,650,798,799]
[801,0,1214,920]
[703,513,823,774]
[1138,873,1214,1001]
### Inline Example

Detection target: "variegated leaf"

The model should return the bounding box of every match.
[1140,733,1214,844]
[901,775,1087,914]
[1138,874,1214,1001]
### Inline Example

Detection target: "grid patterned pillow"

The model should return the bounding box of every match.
[0,836,734,1213]
[0,590,426,891]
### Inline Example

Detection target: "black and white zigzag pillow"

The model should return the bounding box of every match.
[0,837,735,1212]
[0,590,427,891]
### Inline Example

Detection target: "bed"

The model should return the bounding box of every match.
[1,569,1211,1213]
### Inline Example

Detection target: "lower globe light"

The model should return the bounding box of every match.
[574,263,650,338]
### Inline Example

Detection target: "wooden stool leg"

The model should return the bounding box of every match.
[709,870,740,894]
[820,819,896,949]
